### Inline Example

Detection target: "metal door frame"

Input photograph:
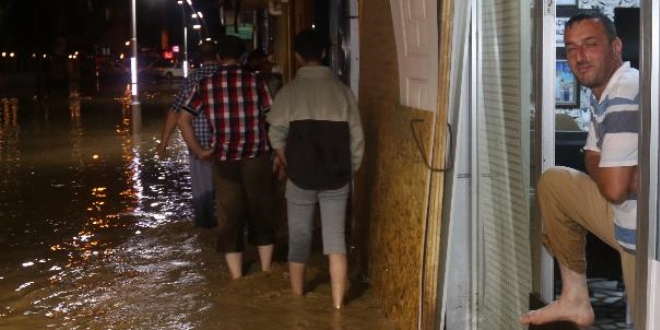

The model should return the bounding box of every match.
[637,0,659,328]
[535,0,557,303]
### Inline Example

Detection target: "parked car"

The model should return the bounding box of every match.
[96,59,130,83]
[141,60,185,81]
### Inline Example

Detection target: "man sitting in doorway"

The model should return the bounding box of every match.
[520,11,639,327]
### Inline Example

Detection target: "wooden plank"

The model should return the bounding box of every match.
[419,0,453,328]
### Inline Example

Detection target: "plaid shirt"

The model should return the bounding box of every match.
[183,64,273,161]
[172,63,219,149]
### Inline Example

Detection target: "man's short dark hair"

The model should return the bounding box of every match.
[198,41,218,62]
[294,29,327,61]
[247,49,267,63]
[217,35,246,60]
[566,11,618,42]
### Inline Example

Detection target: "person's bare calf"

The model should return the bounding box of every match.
[329,253,347,309]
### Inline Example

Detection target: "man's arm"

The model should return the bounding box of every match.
[156,108,180,158]
[584,150,636,204]
[630,166,639,195]
[347,92,364,172]
[177,111,213,160]
[158,71,201,158]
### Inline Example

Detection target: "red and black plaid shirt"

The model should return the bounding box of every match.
[183,64,273,161]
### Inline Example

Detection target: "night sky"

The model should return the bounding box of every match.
[0,0,221,56]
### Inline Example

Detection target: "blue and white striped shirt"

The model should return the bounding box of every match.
[584,62,639,252]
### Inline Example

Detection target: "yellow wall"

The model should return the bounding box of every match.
[354,0,435,328]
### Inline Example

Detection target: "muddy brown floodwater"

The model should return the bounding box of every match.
[0,81,397,330]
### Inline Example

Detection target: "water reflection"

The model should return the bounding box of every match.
[0,98,21,225]
[0,83,395,329]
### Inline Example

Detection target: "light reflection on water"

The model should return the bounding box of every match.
[0,86,396,329]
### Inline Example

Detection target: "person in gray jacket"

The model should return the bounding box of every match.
[267,29,364,309]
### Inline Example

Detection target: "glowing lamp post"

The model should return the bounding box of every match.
[178,0,190,78]
[130,0,140,106]
[129,0,142,135]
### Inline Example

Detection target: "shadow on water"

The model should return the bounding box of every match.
[0,77,396,330]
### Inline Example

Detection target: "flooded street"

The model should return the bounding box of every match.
[0,79,396,330]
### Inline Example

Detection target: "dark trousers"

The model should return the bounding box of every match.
[213,155,276,252]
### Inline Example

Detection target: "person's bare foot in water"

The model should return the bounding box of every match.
[519,265,595,327]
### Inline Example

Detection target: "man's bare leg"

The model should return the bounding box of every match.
[257,244,274,272]
[329,253,347,309]
[225,252,243,279]
[289,262,305,295]
[519,263,594,327]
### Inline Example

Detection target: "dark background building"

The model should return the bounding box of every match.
[0,0,222,67]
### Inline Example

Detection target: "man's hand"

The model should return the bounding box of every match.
[272,148,287,180]
[197,148,215,161]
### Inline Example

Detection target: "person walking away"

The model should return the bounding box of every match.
[520,11,639,327]
[178,35,276,279]
[267,29,365,309]
[245,49,283,97]
[156,41,220,229]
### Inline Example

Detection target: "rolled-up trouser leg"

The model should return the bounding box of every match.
[213,159,248,253]
[241,155,276,247]
[285,180,317,263]
[539,167,614,273]
[318,183,350,255]
[621,248,636,316]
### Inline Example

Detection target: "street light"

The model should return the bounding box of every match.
[185,1,209,39]
[193,23,202,45]
[190,11,207,44]
[177,0,211,75]
[177,0,189,78]
[130,0,139,106]
[194,10,210,39]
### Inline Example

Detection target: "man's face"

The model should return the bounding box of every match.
[564,18,622,98]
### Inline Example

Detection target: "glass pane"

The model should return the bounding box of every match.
[474,0,533,328]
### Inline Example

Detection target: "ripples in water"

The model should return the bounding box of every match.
[0,88,395,330]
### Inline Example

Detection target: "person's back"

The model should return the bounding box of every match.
[158,41,220,156]
[272,65,358,190]
[245,49,283,96]
[178,35,276,280]
[267,29,364,310]
[193,64,270,160]
[156,41,219,229]
[283,68,353,119]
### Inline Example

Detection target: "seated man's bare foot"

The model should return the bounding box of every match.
[519,297,594,327]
